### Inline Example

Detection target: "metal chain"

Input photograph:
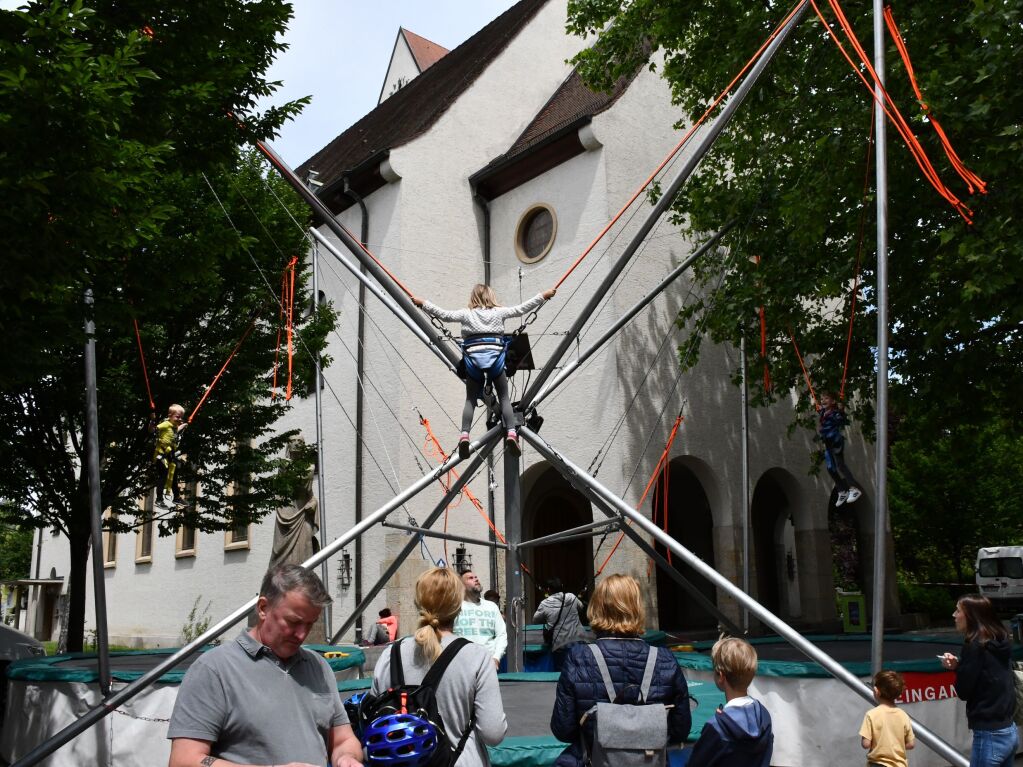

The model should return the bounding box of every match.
[112,707,171,723]
[429,315,458,344]
[511,309,539,337]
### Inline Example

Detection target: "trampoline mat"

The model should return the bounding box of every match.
[338,674,720,741]
[498,679,558,738]
[48,653,206,671]
[6,644,365,683]
[694,636,961,664]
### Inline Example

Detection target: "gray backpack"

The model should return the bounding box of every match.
[580,643,669,767]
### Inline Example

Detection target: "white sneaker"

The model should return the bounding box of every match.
[846,487,862,503]
[835,490,849,507]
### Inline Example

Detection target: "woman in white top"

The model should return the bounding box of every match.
[413,284,555,456]
[370,567,508,766]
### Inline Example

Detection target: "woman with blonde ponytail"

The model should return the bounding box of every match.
[370,567,507,765]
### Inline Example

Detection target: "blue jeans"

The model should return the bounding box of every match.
[971,725,1018,767]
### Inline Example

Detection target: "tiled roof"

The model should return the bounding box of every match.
[469,67,637,199]
[506,68,634,157]
[297,0,548,191]
[401,28,448,72]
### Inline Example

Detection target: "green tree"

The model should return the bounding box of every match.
[0,524,33,581]
[890,420,1023,585]
[0,0,305,392]
[0,2,332,651]
[566,1,1021,433]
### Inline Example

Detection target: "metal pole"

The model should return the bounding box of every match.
[519,427,967,767]
[82,288,111,697]
[520,3,809,410]
[503,444,524,672]
[331,433,500,642]
[516,518,622,550]
[569,480,743,635]
[532,221,735,408]
[256,140,461,370]
[310,238,331,634]
[871,0,890,677]
[11,429,498,767]
[307,228,456,373]
[487,455,498,592]
[740,334,751,633]
[382,521,507,549]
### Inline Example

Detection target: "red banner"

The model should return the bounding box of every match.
[896,671,957,704]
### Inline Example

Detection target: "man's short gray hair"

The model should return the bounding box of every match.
[260,563,332,608]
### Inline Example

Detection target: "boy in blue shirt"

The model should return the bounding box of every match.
[818,390,863,506]
[688,637,773,767]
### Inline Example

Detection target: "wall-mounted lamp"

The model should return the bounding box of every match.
[786,550,796,581]
[454,545,473,575]
[338,549,352,591]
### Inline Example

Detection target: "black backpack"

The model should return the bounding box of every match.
[357,637,476,767]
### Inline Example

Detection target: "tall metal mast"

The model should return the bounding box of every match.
[870,0,890,676]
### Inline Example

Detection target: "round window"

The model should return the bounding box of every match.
[515,204,557,264]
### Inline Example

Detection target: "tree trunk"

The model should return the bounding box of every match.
[65,512,92,653]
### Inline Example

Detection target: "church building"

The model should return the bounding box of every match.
[27,0,891,648]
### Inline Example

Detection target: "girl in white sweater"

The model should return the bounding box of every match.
[413,284,555,456]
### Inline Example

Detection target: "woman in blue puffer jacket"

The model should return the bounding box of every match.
[549,574,691,766]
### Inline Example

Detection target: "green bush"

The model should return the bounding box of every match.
[899,580,957,622]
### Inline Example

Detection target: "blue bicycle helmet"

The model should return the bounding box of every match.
[363,712,439,766]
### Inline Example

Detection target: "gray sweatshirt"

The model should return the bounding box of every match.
[370,634,508,766]
[532,591,585,651]
[421,294,547,338]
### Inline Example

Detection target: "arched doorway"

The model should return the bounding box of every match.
[522,466,593,614]
[751,471,803,625]
[653,461,717,630]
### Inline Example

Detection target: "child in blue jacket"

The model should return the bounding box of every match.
[687,637,773,767]
[818,390,863,506]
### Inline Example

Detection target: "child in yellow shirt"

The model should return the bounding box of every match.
[859,670,915,767]
[152,404,187,507]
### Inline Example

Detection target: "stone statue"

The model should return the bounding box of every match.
[268,438,326,643]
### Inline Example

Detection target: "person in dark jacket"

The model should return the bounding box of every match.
[549,574,690,766]
[940,594,1017,766]
[688,637,773,767]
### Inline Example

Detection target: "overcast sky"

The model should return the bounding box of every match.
[1,0,519,166]
[261,1,519,167]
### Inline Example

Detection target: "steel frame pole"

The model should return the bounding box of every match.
[519,427,967,767]
[504,444,524,673]
[11,430,497,767]
[740,334,751,633]
[516,518,623,550]
[564,473,743,635]
[520,3,809,410]
[532,221,735,408]
[310,238,331,634]
[307,228,456,373]
[382,521,507,550]
[82,288,111,696]
[256,141,460,371]
[331,432,500,642]
[871,0,890,677]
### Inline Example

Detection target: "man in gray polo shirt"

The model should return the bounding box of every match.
[168,564,363,767]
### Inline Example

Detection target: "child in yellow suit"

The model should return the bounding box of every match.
[153,404,187,508]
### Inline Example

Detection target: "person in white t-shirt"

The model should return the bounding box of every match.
[453,570,507,668]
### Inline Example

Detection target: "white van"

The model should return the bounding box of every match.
[976,546,1023,611]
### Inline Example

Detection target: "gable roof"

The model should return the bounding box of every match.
[470,67,636,200]
[298,0,549,213]
[401,28,448,72]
